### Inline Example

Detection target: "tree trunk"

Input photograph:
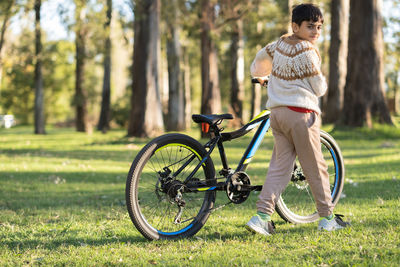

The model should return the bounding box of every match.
[200,0,221,116]
[34,0,45,134]
[128,0,164,137]
[0,2,12,55]
[287,0,293,33]
[323,0,349,123]
[182,46,192,129]
[98,0,112,133]
[394,71,399,115]
[370,0,392,124]
[279,0,293,35]
[250,22,263,119]
[0,0,14,91]
[75,3,90,132]
[166,0,185,131]
[199,0,221,137]
[229,18,244,126]
[341,0,392,127]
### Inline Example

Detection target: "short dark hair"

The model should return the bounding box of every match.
[291,3,324,25]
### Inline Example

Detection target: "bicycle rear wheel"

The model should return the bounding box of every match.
[275,130,344,224]
[126,133,216,240]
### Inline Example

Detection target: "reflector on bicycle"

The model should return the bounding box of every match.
[201,123,209,133]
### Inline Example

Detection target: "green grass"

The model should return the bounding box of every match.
[1,124,400,266]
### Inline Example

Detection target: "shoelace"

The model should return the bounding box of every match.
[270,220,276,229]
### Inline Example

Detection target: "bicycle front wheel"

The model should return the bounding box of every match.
[275,130,344,224]
[126,133,216,240]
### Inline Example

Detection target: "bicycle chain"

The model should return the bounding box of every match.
[205,175,234,213]
[207,201,233,213]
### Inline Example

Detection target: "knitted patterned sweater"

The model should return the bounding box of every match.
[250,34,327,114]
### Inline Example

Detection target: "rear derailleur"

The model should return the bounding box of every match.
[157,167,186,224]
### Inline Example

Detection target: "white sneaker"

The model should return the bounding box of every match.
[318,214,350,231]
[245,215,275,236]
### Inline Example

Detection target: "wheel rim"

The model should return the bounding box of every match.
[278,137,340,221]
[135,143,211,235]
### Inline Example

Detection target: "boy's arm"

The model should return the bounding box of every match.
[250,42,277,79]
[302,48,327,97]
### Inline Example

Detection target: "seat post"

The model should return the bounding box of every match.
[206,125,228,170]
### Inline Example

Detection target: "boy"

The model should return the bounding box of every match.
[246,3,349,235]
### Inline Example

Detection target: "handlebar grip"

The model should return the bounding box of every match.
[251,78,268,86]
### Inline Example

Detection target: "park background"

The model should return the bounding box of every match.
[1,0,400,266]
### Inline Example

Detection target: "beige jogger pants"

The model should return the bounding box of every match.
[256,107,334,217]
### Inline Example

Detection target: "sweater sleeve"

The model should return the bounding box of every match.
[302,48,327,97]
[250,41,277,78]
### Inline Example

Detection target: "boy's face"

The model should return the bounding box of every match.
[292,20,323,44]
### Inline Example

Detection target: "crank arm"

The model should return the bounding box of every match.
[238,184,262,191]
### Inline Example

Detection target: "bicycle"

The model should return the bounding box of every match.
[125,80,345,240]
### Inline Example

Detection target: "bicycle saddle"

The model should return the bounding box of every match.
[192,114,233,125]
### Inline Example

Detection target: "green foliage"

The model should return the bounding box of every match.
[111,91,131,127]
[1,29,35,123]
[0,31,75,124]
[0,0,118,126]
[42,40,75,123]
[0,125,399,265]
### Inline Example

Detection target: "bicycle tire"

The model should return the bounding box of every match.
[126,133,216,240]
[275,130,345,224]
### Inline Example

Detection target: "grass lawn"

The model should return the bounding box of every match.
[1,124,399,266]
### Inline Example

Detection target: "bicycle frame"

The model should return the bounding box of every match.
[182,109,272,193]
[234,110,271,172]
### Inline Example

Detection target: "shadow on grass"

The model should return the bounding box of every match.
[0,171,127,185]
[0,148,137,162]
[1,187,126,211]
[331,125,400,140]
[344,158,400,176]
[2,234,148,250]
[88,137,149,146]
[341,150,400,160]
[340,178,400,203]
